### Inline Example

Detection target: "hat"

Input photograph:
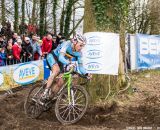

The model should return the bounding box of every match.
[25,37,30,41]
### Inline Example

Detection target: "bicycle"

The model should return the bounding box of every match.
[24,67,89,125]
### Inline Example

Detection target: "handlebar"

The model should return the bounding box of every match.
[58,66,90,86]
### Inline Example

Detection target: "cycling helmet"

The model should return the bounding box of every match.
[73,33,86,45]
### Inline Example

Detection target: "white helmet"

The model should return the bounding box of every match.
[73,33,86,45]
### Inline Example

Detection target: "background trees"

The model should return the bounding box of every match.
[0,0,159,101]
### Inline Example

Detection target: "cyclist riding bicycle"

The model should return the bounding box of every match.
[42,33,90,101]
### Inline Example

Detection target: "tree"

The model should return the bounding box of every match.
[39,0,47,37]
[19,0,26,34]
[64,0,74,37]
[128,0,150,34]
[1,0,6,26]
[148,0,160,34]
[31,0,37,25]
[52,0,58,34]
[84,0,129,101]
[59,0,66,34]
[21,0,25,25]
[14,0,19,32]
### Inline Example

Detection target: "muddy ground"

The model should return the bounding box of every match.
[0,70,160,130]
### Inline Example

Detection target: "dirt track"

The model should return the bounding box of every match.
[0,71,160,130]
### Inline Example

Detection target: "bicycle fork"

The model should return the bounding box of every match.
[71,89,75,106]
[67,74,75,106]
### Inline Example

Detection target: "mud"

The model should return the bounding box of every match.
[0,71,160,130]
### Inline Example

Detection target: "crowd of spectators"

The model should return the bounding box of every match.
[0,32,66,66]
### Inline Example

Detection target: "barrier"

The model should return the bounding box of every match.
[127,34,160,70]
[1,56,33,66]
[0,60,48,92]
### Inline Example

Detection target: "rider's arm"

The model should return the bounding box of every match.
[77,56,86,75]
[58,41,70,65]
[59,53,70,65]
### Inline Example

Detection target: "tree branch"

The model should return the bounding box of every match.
[68,16,84,37]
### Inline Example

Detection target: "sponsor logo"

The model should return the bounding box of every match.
[13,63,40,85]
[86,50,102,59]
[0,73,4,86]
[87,36,102,45]
[85,62,102,71]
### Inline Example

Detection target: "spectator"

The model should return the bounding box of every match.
[56,33,62,45]
[0,34,6,48]
[36,36,40,41]
[6,39,13,65]
[12,39,22,64]
[51,35,57,50]
[41,33,52,58]
[21,37,33,62]
[12,32,18,45]
[51,31,55,37]
[31,34,42,60]
[0,45,6,66]
[59,36,66,44]
[38,40,42,46]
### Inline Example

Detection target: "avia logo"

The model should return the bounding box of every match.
[86,62,102,71]
[87,36,102,45]
[86,50,102,59]
[0,73,4,86]
[13,63,40,85]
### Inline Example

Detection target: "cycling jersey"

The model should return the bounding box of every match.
[47,40,86,75]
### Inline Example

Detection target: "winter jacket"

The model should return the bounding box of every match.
[12,43,21,60]
[41,37,52,53]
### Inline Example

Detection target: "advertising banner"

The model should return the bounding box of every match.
[0,60,44,91]
[83,32,120,75]
[136,34,160,69]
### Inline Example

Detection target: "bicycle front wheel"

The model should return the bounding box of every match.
[55,85,89,125]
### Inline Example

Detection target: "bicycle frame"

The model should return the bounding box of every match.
[62,68,74,104]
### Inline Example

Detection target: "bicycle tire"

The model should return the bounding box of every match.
[55,85,89,125]
[24,84,45,119]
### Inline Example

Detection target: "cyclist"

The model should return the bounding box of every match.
[42,33,90,100]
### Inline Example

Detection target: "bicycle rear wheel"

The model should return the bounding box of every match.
[55,85,89,125]
[24,83,45,119]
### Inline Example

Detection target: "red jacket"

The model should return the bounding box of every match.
[41,37,52,53]
[12,43,21,60]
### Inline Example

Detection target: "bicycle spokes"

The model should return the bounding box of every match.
[56,87,87,123]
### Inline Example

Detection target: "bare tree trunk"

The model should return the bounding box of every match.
[14,0,19,32]
[72,4,76,35]
[44,1,47,34]
[52,0,58,34]
[60,0,66,33]
[19,0,26,34]
[39,0,47,37]
[68,16,84,37]
[83,0,96,33]
[1,0,6,26]
[64,0,74,37]
[31,0,36,25]
[21,0,25,24]
[149,0,160,34]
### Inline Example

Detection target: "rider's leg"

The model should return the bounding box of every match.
[46,64,60,89]
[42,64,60,99]
[51,77,64,94]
